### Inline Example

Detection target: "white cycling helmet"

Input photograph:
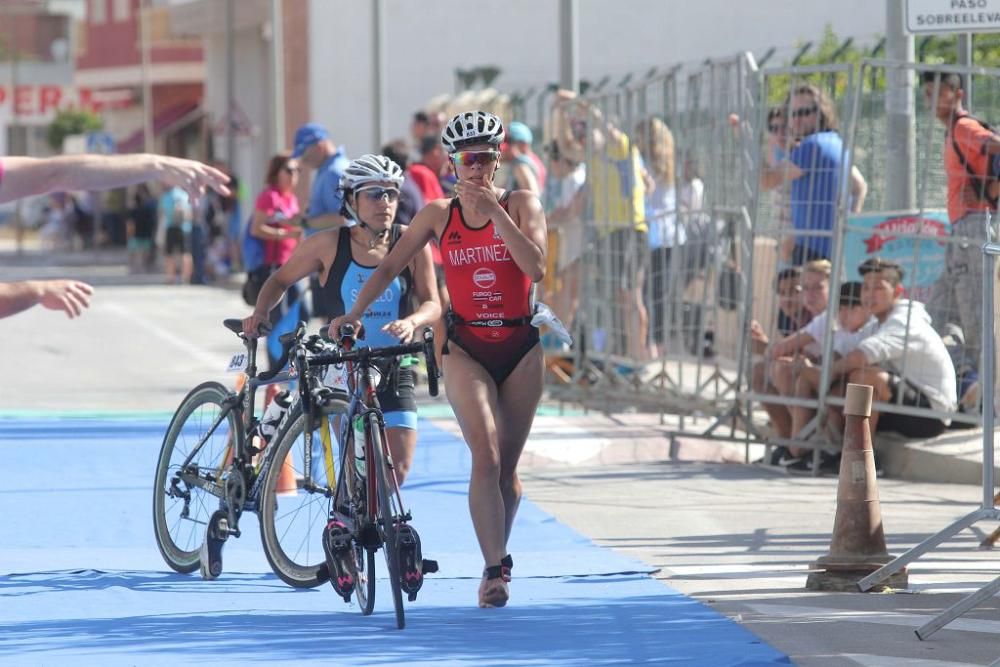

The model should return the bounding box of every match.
[339,153,405,192]
[441,111,505,153]
[338,154,404,228]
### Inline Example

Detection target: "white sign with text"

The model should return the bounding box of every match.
[907,0,1000,33]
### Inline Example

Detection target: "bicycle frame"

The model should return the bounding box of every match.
[170,332,295,511]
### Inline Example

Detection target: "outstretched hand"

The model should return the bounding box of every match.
[38,280,94,319]
[158,156,231,203]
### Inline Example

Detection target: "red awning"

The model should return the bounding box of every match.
[116,102,201,153]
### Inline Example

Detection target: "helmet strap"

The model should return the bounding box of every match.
[357,219,390,249]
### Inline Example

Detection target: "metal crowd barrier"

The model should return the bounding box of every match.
[506,55,997,467]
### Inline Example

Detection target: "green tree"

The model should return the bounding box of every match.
[46,109,103,151]
[767,25,874,106]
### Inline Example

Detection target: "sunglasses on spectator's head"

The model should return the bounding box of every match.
[791,105,818,118]
[452,150,500,167]
[356,186,400,203]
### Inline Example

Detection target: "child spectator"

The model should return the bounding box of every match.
[783,280,878,471]
[750,261,829,448]
[829,257,957,439]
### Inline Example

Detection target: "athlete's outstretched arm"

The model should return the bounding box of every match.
[242,232,329,336]
[329,204,439,336]
[0,154,230,204]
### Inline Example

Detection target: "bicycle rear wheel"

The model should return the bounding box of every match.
[353,544,377,615]
[259,404,336,588]
[153,381,238,573]
[370,417,405,629]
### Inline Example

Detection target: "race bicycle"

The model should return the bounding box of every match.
[265,323,440,629]
[152,319,343,583]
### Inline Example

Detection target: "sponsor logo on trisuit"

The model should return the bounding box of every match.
[473,267,496,289]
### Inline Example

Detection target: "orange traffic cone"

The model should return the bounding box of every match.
[274,449,299,495]
[806,383,908,591]
[260,384,298,495]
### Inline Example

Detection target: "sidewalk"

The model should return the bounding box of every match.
[509,412,1000,667]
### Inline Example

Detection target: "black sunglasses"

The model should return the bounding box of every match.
[791,105,818,118]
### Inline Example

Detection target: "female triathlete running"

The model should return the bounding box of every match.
[330,111,547,608]
[243,154,441,486]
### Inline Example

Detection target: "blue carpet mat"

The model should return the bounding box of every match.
[0,417,789,666]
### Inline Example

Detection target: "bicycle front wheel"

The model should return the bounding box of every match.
[371,416,405,629]
[153,381,238,573]
[259,404,336,588]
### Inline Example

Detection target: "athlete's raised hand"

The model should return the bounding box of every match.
[455,180,502,217]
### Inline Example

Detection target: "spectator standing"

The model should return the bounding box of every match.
[251,153,306,367]
[923,71,1000,384]
[408,134,450,366]
[765,106,797,267]
[555,89,649,360]
[503,121,546,194]
[636,117,686,358]
[158,185,194,285]
[126,183,157,273]
[291,122,350,318]
[381,141,425,227]
[542,140,586,332]
[760,85,866,264]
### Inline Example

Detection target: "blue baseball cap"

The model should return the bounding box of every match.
[291,122,330,158]
[508,121,533,144]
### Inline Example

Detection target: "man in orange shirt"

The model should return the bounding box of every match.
[923,71,1000,383]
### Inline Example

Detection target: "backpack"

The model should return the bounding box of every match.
[950,113,1000,207]
[241,216,271,306]
[241,216,265,272]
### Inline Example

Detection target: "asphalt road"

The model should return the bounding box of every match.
[5,254,1000,666]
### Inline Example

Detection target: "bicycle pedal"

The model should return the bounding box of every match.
[397,524,425,596]
[322,521,355,600]
[199,510,229,581]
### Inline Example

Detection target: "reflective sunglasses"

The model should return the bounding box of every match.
[791,105,818,118]
[357,186,400,202]
[452,150,501,167]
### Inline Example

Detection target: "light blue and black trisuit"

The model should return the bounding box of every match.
[319,225,418,429]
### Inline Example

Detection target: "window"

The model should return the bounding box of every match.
[89,0,107,24]
[112,0,130,22]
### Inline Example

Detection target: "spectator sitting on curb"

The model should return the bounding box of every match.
[750,260,830,453]
[827,257,957,441]
[783,280,878,473]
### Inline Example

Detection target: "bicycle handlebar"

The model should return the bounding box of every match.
[256,320,306,382]
[256,320,440,397]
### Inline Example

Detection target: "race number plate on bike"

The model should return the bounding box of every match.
[225,352,248,373]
